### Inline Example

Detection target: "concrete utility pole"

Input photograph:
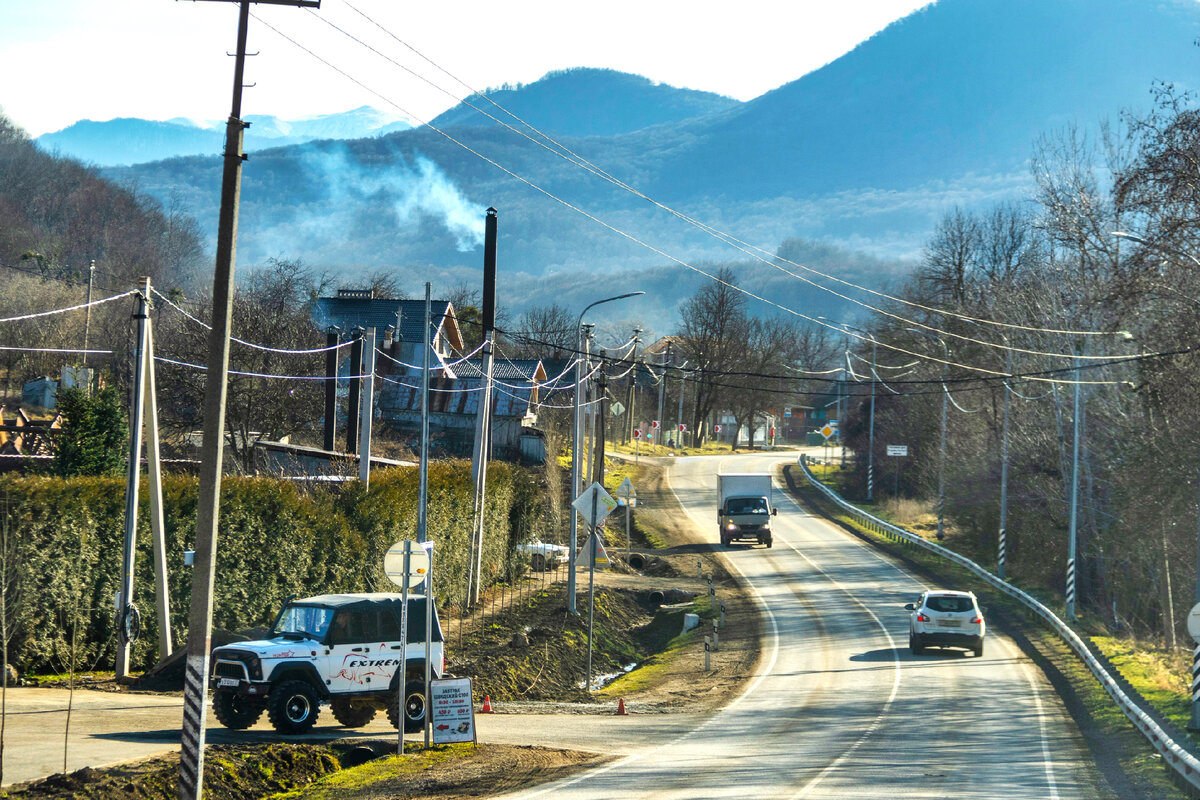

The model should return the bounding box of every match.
[179,3,319,799]
[656,340,670,446]
[115,279,151,682]
[1067,345,1083,622]
[347,327,364,454]
[627,328,640,444]
[358,327,376,487]
[469,210,497,602]
[82,260,95,371]
[323,327,339,451]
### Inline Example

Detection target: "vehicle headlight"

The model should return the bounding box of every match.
[726,522,737,530]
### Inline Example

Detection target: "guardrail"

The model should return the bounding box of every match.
[797,454,1200,794]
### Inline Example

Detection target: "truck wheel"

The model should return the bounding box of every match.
[213,690,264,730]
[331,697,377,728]
[766,537,773,549]
[386,679,428,733]
[267,680,321,734]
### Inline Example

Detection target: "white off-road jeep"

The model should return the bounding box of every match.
[209,592,444,734]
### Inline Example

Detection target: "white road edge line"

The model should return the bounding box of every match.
[780,463,1061,799]
[505,459,783,799]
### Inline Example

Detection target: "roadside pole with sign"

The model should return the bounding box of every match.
[887,444,908,499]
[572,482,616,691]
[383,540,430,755]
[616,477,637,556]
[633,428,641,463]
[820,422,836,474]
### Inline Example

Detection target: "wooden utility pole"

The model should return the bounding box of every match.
[179,3,319,799]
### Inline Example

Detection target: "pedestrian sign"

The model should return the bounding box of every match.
[574,531,610,570]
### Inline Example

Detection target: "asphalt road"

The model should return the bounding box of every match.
[3,451,1106,798]
[494,452,1104,799]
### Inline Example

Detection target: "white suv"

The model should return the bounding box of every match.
[209,593,444,734]
[905,590,985,657]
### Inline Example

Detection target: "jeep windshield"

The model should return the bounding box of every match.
[271,604,334,641]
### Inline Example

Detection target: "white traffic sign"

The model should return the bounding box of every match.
[383,540,430,586]
[651,420,660,429]
[572,482,618,527]
[820,424,835,440]
[610,401,625,416]
[886,445,909,457]
[633,429,641,439]
[574,531,611,570]
[1188,603,1200,643]
[615,477,636,499]
[678,423,686,432]
[431,677,477,744]
[714,424,722,433]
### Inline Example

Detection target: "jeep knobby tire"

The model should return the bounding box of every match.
[267,679,321,734]
[213,690,265,730]
[386,679,427,733]
[331,697,377,728]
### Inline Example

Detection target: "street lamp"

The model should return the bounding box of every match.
[908,328,949,540]
[569,291,644,614]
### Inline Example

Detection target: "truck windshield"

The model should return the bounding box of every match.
[272,605,334,640]
[727,498,767,514]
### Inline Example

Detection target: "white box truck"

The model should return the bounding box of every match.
[717,473,776,548]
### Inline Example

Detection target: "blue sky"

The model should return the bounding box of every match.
[1,0,931,136]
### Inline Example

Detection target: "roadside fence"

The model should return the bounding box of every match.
[798,454,1200,795]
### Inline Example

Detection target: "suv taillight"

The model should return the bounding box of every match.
[917,613,930,622]
[970,616,982,624]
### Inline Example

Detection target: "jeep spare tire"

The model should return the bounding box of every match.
[267,680,321,734]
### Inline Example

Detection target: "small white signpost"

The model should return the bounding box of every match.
[431,677,477,745]
[384,540,431,754]
[615,477,637,557]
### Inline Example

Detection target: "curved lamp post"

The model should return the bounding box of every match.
[569,291,644,613]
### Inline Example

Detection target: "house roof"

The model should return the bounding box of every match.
[453,358,547,383]
[312,294,464,352]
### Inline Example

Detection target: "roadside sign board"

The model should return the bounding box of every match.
[784,407,792,418]
[431,677,477,744]
[651,420,660,429]
[572,482,618,527]
[615,477,636,499]
[1188,603,1200,643]
[714,424,722,433]
[383,540,430,586]
[820,424,835,440]
[678,423,686,432]
[574,531,611,570]
[610,401,625,417]
[886,445,909,457]
[633,429,641,439]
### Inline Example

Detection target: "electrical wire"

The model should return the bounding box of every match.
[326,1,1125,345]
[0,290,137,325]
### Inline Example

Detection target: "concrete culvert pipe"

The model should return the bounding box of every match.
[628,553,647,570]
[648,590,665,606]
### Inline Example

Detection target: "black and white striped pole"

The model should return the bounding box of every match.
[998,343,1012,581]
[179,2,319,798]
[1066,347,1082,622]
[1188,600,1200,731]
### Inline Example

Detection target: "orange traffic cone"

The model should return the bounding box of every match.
[481,694,494,713]
[616,697,628,716]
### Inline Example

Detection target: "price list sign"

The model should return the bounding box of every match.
[431,677,477,745]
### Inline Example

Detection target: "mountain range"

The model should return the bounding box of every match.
[35,106,411,166]
[80,0,1200,330]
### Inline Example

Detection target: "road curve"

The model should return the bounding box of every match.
[498,452,1104,800]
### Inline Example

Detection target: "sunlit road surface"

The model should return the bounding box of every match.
[4,452,1104,798]
[495,452,1102,800]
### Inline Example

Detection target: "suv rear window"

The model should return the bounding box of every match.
[925,595,974,613]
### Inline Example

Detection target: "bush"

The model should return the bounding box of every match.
[1,460,544,674]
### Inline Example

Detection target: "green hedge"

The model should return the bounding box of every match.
[0,460,541,674]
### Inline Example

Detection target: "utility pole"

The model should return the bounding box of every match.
[82,260,95,372]
[595,359,608,485]
[347,327,364,454]
[358,327,376,487]
[115,279,151,682]
[675,360,686,448]
[180,4,318,799]
[656,341,670,447]
[1067,345,1082,622]
[323,327,339,451]
[998,344,1012,580]
[627,328,640,445]
[469,209,497,603]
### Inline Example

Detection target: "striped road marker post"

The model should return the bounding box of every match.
[1187,605,1200,731]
